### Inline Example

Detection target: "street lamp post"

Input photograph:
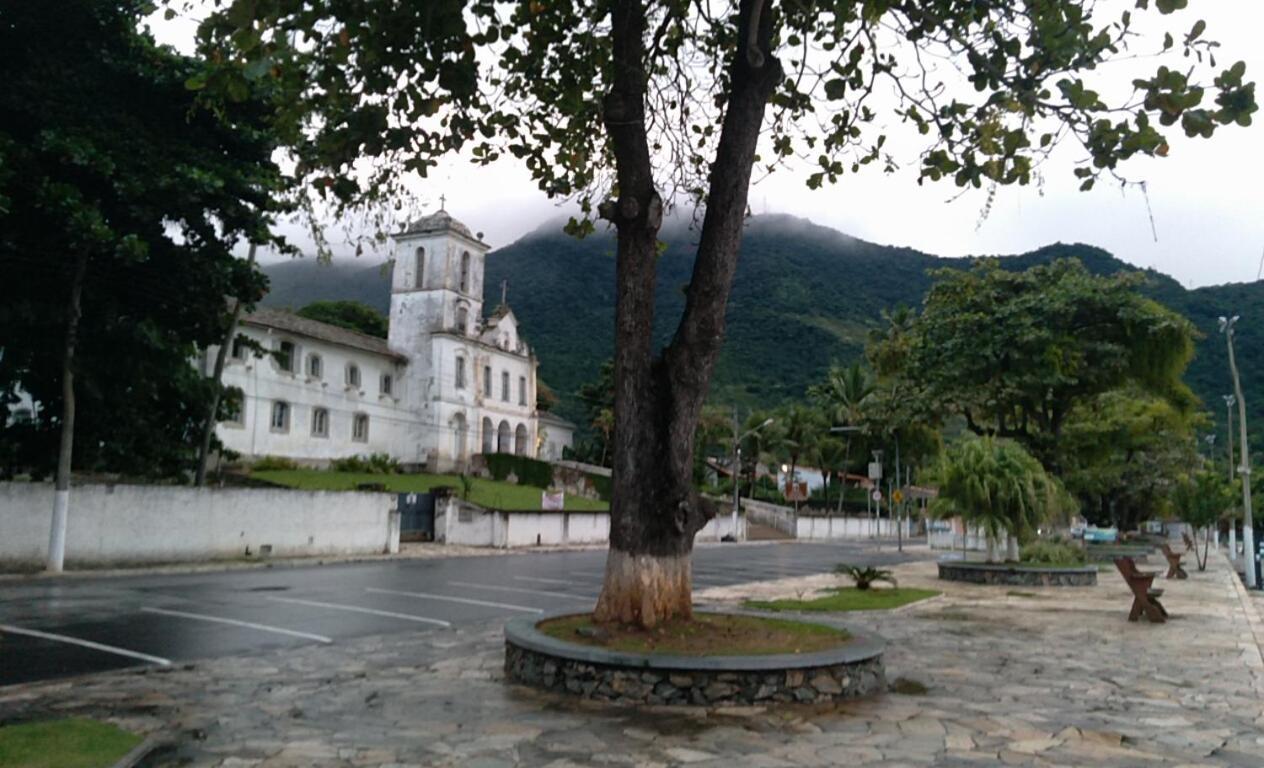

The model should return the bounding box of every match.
[1225,394,1237,561]
[1220,315,1256,588]
[731,414,774,541]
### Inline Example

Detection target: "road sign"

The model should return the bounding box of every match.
[868,462,882,480]
[892,489,904,504]
[871,489,883,502]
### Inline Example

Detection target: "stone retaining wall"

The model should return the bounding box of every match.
[503,612,886,707]
[505,642,884,706]
[937,561,1097,587]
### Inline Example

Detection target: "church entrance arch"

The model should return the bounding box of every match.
[481,417,494,454]
[452,412,468,462]
[497,420,511,453]
[514,424,528,456]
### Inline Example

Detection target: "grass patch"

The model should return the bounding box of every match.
[889,677,928,695]
[253,469,608,511]
[744,587,940,613]
[538,613,850,656]
[0,718,142,768]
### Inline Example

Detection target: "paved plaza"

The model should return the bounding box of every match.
[0,546,1262,766]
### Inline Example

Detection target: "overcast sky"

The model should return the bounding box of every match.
[153,3,1263,289]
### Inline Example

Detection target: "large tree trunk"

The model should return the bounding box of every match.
[195,243,256,485]
[47,252,87,573]
[593,0,779,627]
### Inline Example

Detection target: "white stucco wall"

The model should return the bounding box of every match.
[436,498,742,548]
[0,483,399,569]
[796,515,909,540]
[215,325,413,464]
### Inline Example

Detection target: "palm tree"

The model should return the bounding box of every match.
[929,436,1071,562]
[810,361,875,502]
[778,405,822,512]
[739,410,777,499]
[815,437,848,511]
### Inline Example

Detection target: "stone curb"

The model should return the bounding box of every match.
[110,734,163,768]
[504,608,885,671]
[1221,551,1264,698]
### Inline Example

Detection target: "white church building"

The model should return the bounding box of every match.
[212,209,573,472]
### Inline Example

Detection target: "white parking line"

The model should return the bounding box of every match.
[513,575,579,586]
[265,597,451,627]
[141,607,333,644]
[0,623,171,667]
[366,587,542,614]
[447,581,592,601]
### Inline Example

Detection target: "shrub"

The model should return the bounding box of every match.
[484,453,553,488]
[1020,539,1086,566]
[835,564,897,590]
[330,453,400,474]
[252,455,297,471]
[588,472,612,501]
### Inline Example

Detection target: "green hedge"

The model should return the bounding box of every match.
[485,453,554,489]
[588,472,612,501]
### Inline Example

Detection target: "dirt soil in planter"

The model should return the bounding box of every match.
[538,613,851,656]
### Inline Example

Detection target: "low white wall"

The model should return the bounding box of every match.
[696,514,745,542]
[742,499,797,537]
[0,482,399,569]
[796,515,910,540]
[437,497,743,548]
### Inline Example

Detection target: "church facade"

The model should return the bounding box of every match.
[213,210,572,472]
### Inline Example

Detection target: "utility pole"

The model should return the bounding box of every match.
[1221,315,1256,588]
[732,407,741,540]
[1225,394,1237,561]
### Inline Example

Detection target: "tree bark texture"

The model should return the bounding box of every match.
[195,243,256,486]
[593,0,781,627]
[47,252,87,573]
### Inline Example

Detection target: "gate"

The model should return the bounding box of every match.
[398,492,435,542]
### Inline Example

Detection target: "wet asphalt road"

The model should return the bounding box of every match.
[0,540,927,687]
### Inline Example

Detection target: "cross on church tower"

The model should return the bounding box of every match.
[439,193,446,211]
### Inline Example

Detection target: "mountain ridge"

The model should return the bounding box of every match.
[260,214,1264,442]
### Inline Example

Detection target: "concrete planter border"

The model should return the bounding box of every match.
[504,609,885,706]
[937,560,1098,587]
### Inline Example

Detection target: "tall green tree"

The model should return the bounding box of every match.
[192,0,1254,626]
[890,259,1198,469]
[1059,387,1200,530]
[0,0,285,568]
[1172,470,1233,571]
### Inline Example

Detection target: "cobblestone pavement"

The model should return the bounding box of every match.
[1,552,1261,767]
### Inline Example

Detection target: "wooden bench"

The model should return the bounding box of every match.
[1114,557,1167,623]
[1160,543,1188,579]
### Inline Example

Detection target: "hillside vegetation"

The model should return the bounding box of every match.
[261,215,1264,443]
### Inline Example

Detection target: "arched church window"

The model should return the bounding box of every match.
[501,371,510,402]
[352,413,369,442]
[455,306,468,334]
[460,251,471,293]
[455,356,466,389]
[270,401,290,433]
[307,353,322,379]
[346,364,361,389]
[311,407,329,437]
[414,247,425,289]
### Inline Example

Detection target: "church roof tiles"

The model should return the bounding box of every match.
[243,307,407,362]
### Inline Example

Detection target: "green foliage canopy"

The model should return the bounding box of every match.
[0,0,285,478]
[888,259,1197,467]
[929,436,1075,545]
[297,300,388,338]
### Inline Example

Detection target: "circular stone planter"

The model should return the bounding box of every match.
[937,560,1097,587]
[504,610,885,707]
